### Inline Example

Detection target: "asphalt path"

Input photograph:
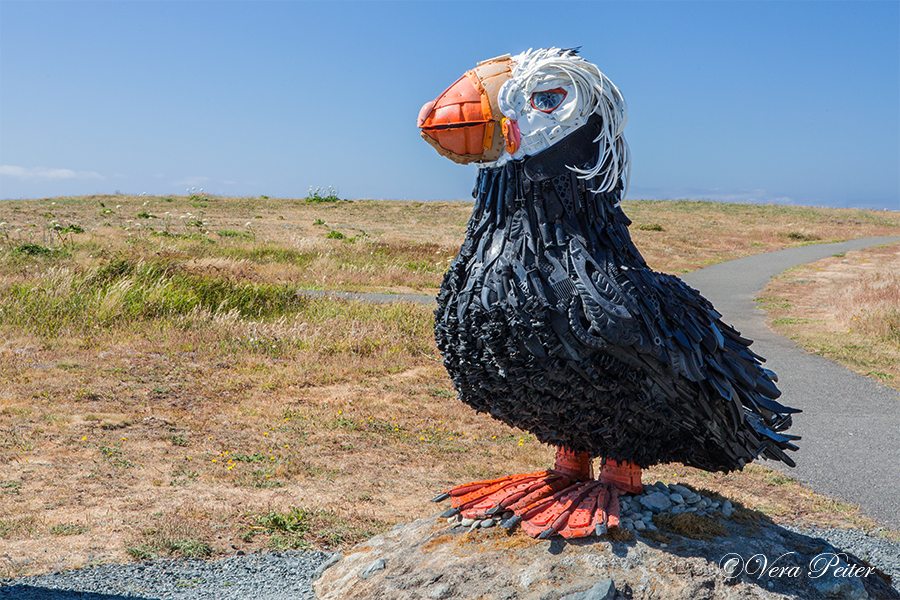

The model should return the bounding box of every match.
[303,235,900,530]
[679,236,900,531]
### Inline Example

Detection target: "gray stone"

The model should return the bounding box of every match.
[669,484,694,497]
[670,493,685,504]
[560,578,616,600]
[314,515,897,600]
[639,491,673,513]
[312,552,343,581]
[809,564,869,600]
[427,582,454,599]
[358,558,386,580]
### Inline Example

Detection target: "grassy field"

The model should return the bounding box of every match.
[0,193,898,577]
[758,242,900,389]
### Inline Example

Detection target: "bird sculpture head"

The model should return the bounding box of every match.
[418,47,630,194]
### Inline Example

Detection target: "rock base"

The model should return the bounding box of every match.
[314,514,898,600]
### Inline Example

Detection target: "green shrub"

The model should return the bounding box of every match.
[782,231,819,242]
[10,243,67,258]
[53,223,85,234]
[305,186,340,203]
[638,223,664,232]
[217,230,253,240]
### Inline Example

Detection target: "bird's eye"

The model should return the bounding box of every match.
[530,88,567,113]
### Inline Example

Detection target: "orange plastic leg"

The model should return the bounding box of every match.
[598,459,643,494]
[553,447,594,480]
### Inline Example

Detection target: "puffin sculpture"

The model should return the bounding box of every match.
[418,48,799,539]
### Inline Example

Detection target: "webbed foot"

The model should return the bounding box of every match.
[432,449,642,539]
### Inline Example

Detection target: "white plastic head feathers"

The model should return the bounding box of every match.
[497,48,630,194]
[418,47,630,195]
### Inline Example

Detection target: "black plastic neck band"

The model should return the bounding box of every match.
[523,113,603,182]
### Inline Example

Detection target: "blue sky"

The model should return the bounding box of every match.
[1,1,898,210]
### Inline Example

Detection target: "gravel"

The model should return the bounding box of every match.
[0,550,337,600]
[4,482,899,598]
[779,524,900,591]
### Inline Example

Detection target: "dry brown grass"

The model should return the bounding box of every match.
[0,194,897,286]
[653,512,728,541]
[0,194,468,295]
[757,243,900,389]
[0,194,897,577]
[620,200,898,273]
[0,301,549,576]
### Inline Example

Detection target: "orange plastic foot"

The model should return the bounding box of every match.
[436,475,623,539]
[433,449,641,539]
[431,450,644,539]
[598,459,643,495]
[447,470,556,519]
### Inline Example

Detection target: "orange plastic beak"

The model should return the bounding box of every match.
[418,56,513,164]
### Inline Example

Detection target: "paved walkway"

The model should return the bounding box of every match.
[680,236,900,531]
[304,235,900,530]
